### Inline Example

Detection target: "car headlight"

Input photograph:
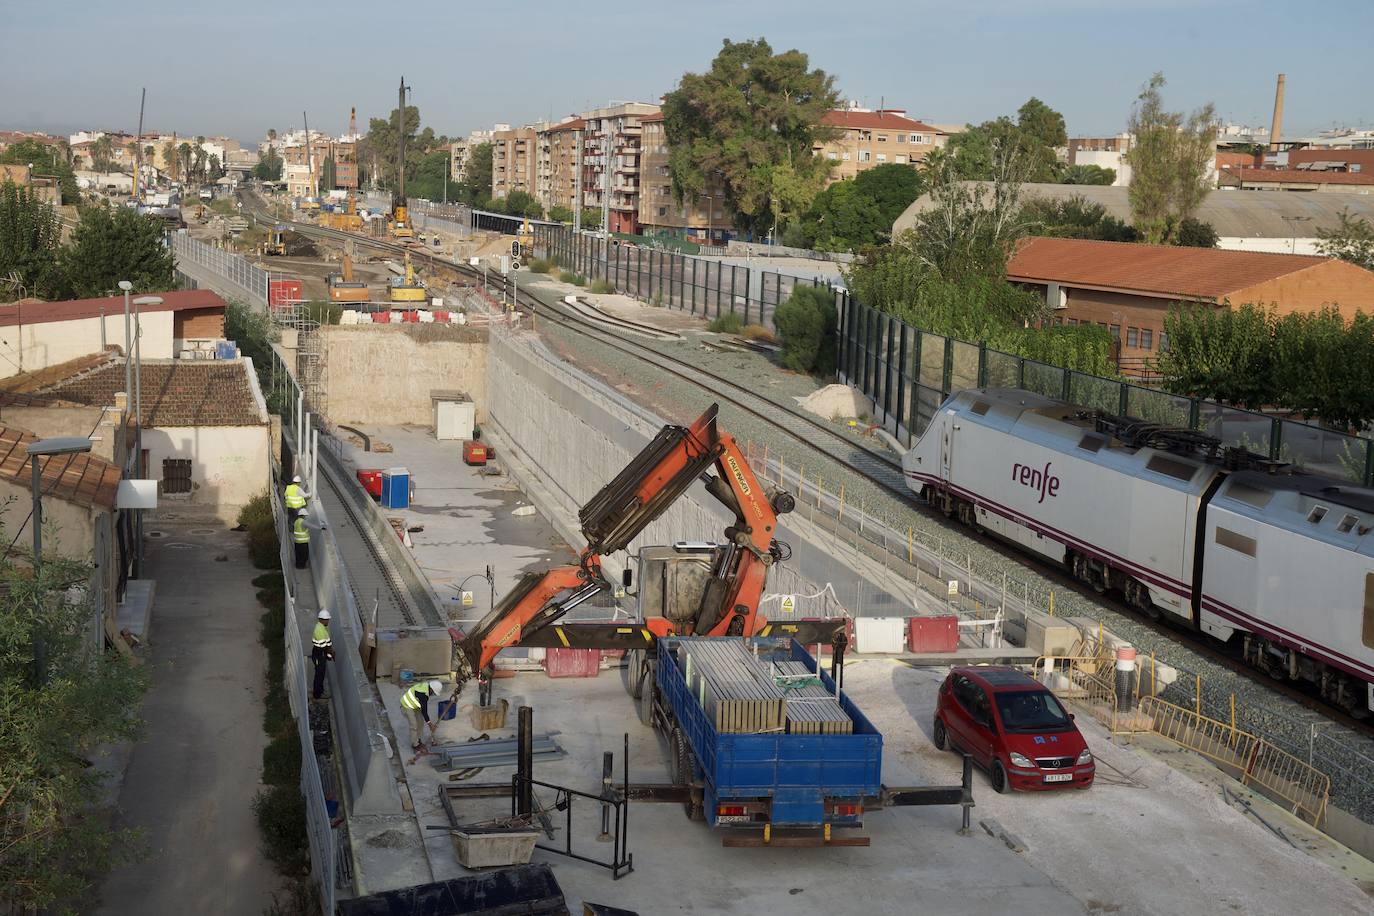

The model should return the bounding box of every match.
[1077,748,1094,765]
[1009,752,1034,768]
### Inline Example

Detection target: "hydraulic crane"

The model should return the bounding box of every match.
[391,77,414,240]
[449,404,841,701]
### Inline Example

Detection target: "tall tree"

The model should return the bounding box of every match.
[1315,208,1374,270]
[252,148,283,182]
[461,142,493,201]
[60,204,174,297]
[1016,97,1067,150]
[0,140,79,206]
[0,181,65,299]
[363,104,422,190]
[1159,302,1273,408]
[1019,194,1137,241]
[161,140,177,179]
[89,135,115,172]
[949,99,1065,183]
[662,38,840,236]
[1125,73,1217,245]
[0,557,148,912]
[177,142,193,182]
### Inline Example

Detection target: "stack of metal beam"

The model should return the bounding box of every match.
[432,734,565,771]
[773,661,853,735]
[676,639,853,735]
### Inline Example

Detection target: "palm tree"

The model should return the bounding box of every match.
[178,142,193,181]
[161,140,177,178]
[90,134,114,172]
[268,128,277,142]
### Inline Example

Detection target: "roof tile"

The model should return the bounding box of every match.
[0,426,120,510]
[38,359,266,427]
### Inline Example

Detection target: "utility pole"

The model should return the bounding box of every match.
[134,88,146,202]
[303,110,314,198]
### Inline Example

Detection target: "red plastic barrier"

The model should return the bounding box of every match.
[544,648,601,678]
[908,615,959,653]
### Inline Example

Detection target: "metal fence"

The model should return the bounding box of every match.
[169,230,271,306]
[836,294,1374,485]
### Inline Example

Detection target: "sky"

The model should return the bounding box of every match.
[2,0,1369,145]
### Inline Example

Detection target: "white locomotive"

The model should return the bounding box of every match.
[904,388,1374,715]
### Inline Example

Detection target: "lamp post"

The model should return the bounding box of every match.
[130,294,163,578]
[26,437,94,570]
[702,194,715,247]
[118,281,133,418]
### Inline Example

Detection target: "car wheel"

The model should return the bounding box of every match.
[991,760,1011,795]
[932,717,948,751]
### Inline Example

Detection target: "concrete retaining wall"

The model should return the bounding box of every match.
[320,324,488,427]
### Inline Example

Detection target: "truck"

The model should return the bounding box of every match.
[646,635,882,843]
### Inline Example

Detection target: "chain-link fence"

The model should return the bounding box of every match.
[836,294,1374,485]
[169,230,271,306]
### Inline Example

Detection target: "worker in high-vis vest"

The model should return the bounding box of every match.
[292,510,311,569]
[311,609,334,699]
[284,475,309,512]
[401,679,446,752]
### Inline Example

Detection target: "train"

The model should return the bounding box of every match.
[902,388,1374,716]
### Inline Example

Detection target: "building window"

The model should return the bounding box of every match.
[876,153,887,162]
[1109,324,1120,339]
[897,134,906,143]
[877,134,888,143]
[895,155,907,164]
[827,151,839,160]
[162,458,192,495]
[858,150,871,162]
[842,152,850,161]
[658,207,667,216]
[911,134,923,143]
[1140,329,1154,350]
[1160,332,1169,352]
[1126,327,1138,348]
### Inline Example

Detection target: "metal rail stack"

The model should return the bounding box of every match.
[675,638,852,735]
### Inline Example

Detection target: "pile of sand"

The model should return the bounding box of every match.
[796,384,870,421]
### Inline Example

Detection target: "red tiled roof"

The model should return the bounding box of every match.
[0,289,226,329]
[821,110,936,132]
[40,360,266,427]
[1227,168,1374,187]
[0,425,121,510]
[0,349,122,394]
[639,112,666,124]
[542,118,585,133]
[1006,237,1335,300]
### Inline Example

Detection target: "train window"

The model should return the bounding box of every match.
[970,401,990,416]
[1078,434,1105,453]
[1365,574,1374,650]
[1145,454,1196,481]
[1307,506,1328,524]
[1215,527,1256,556]
[1338,514,1360,534]
[1227,481,1272,508]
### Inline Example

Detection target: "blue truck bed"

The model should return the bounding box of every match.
[657,637,883,828]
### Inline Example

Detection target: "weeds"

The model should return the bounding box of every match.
[707,312,745,334]
[589,279,614,295]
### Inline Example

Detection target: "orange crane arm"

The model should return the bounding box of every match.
[451,404,792,687]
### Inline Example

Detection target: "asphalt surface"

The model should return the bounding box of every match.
[94,514,276,915]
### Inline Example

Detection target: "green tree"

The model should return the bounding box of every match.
[949,100,1065,183]
[177,143,193,183]
[0,553,148,911]
[1125,73,1217,244]
[1315,208,1374,270]
[852,163,925,228]
[0,140,80,206]
[663,38,840,237]
[61,204,175,298]
[804,180,884,251]
[1159,302,1274,408]
[1175,217,1218,248]
[773,284,838,375]
[364,104,422,190]
[461,142,493,201]
[1060,164,1116,185]
[1016,97,1067,151]
[89,135,115,172]
[161,141,178,181]
[0,181,65,299]
[498,190,543,219]
[407,150,464,202]
[1019,195,1137,241]
[252,149,283,182]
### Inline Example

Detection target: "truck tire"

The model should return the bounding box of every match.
[670,729,704,821]
[623,648,646,700]
[636,664,656,727]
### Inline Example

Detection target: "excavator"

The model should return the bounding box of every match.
[449,404,846,704]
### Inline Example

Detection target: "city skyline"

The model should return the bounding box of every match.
[2,0,1369,144]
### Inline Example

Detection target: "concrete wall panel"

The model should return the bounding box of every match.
[321,326,488,427]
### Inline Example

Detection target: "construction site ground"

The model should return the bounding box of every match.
[337,424,1374,915]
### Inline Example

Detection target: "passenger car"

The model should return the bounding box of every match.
[933,666,1094,793]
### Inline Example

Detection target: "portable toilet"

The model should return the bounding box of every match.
[380,468,411,509]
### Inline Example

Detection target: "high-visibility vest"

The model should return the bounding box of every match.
[284,484,306,509]
[293,518,311,544]
[400,681,431,710]
[312,622,331,650]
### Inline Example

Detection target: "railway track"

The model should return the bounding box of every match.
[245,198,1373,739]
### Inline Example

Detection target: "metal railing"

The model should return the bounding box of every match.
[1034,655,1150,737]
[170,230,271,306]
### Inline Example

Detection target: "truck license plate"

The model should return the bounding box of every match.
[715,815,751,824]
[1043,773,1072,783]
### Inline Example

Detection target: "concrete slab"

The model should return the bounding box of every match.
[93,517,276,915]
[115,578,156,642]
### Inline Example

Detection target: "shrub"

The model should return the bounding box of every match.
[238,492,272,530]
[707,312,745,334]
[558,271,579,284]
[303,300,341,326]
[742,323,776,344]
[262,733,302,787]
[253,784,309,873]
[589,279,614,294]
[773,285,838,376]
[572,274,587,287]
[528,258,553,274]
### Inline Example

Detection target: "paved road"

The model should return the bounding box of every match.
[94,514,276,915]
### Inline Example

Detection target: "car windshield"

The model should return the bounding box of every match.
[995,690,1071,732]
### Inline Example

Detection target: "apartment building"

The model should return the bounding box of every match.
[637,113,729,243]
[580,102,659,234]
[536,118,584,214]
[815,108,947,180]
[450,128,500,185]
[1068,134,1134,186]
[490,126,537,200]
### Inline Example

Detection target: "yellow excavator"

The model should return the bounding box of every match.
[262,225,287,256]
[514,217,535,261]
[322,191,363,233]
[329,250,371,304]
[389,252,427,305]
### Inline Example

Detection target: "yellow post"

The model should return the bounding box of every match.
[838,483,845,523]
[1048,591,1055,617]
[1151,652,1156,696]
[778,455,786,489]
[800,465,806,496]
[1195,674,1202,716]
[907,526,913,563]
[1230,693,1236,729]
[816,476,823,508]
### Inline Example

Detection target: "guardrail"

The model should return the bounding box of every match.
[1035,655,1151,737]
[170,230,271,306]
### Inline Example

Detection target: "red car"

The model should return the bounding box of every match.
[933,666,1095,793]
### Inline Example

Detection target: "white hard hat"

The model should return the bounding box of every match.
[428,679,444,694]
[292,475,301,483]
[318,609,331,620]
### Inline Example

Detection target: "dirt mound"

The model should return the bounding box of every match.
[796,384,870,421]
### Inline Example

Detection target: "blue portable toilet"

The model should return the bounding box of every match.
[380,467,410,509]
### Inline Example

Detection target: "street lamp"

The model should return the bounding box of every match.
[26,437,94,569]
[702,195,716,247]
[129,294,162,578]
